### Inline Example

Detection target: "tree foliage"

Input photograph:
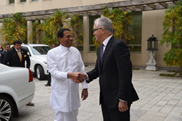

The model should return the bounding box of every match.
[0,13,27,44]
[92,8,133,49]
[160,1,182,68]
[41,10,68,45]
[69,14,83,47]
[103,8,134,43]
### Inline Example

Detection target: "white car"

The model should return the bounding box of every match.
[0,64,35,120]
[21,44,51,80]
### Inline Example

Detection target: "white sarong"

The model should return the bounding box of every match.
[54,109,78,121]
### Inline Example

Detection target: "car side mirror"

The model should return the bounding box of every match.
[27,52,31,56]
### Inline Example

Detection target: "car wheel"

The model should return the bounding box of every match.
[36,65,46,80]
[0,96,14,121]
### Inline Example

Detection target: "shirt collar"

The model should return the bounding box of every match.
[102,35,113,47]
[59,44,70,51]
[15,48,21,52]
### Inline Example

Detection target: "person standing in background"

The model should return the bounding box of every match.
[0,44,10,63]
[0,44,3,53]
[0,44,3,62]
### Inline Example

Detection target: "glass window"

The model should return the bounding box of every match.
[127,12,142,53]
[20,0,26,2]
[89,15,100,52]
[30,46,51,55]
[9,0,15,4]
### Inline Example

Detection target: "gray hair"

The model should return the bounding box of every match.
[94,17,113,33]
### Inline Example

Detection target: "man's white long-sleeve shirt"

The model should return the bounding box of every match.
[47,45,87,112]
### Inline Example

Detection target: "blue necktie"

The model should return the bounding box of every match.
[101,44,104,61]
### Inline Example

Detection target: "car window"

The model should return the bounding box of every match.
[30,46,51,55]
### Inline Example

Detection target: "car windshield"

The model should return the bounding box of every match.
[30,46,51,55]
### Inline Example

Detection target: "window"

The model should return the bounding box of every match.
[89,15,100,52]
[9,0,15,4]
[20,0,26,2]
[32,0,38,1]
[30,46,51,55]
[127,12,142,53]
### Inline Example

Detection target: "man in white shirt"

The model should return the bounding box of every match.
[47,28,88,121]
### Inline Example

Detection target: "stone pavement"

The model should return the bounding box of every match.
[12,64,182,121]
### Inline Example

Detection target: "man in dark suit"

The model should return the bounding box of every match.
[80,17,139,121]
[3,41,30,68]
[0,44,10,63]
[2,40,34,106]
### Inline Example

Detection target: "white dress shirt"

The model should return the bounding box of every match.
[47,45,87,112]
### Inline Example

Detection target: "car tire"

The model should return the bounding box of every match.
[0,95,14,121]
[36,65,46,80]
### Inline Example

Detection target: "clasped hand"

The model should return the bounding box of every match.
[67,72,87,83]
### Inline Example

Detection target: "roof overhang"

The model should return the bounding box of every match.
[0,0,178,22]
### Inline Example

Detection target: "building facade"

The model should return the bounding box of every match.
[0,0,178,69]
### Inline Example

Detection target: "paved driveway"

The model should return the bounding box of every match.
[12,65,182,121]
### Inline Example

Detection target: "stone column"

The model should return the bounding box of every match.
[27,20,32,44]
[40,20,45,44]
[82,15,89,62]
[15,0,19,4]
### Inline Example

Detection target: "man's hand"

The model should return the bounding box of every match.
[67,72,81,83]
[67,72,87,83]
[118,101,128,112]
[81,89,88,100]
[78,73,87,82]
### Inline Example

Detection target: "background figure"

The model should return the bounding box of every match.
[0,44,3,61]
[45,43,57,86]
[0,44,10,63]
[2,40,34,106]
[85,17,139,121]
[0,44,3,53]
[47,28,88,121]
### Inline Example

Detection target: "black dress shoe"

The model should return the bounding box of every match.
[45,84,51,86]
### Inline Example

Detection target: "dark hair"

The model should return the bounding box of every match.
[13,40,22,45]
[5,43,10,47]
[57,28,71,38]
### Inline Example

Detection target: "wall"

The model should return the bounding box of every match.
[131,10,170,68]
[0,0,128,14]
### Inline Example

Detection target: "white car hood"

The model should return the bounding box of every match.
[31,55,47,61]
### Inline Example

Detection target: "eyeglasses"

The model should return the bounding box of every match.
[93,28,102,32]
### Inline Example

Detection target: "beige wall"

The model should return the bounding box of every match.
[82,15,97,63]
[130,10,171,68]
[0,0,128,14]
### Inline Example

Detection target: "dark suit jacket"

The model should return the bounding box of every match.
[87,36,139,109]
[2,47,30,68]
[0,50,8,63]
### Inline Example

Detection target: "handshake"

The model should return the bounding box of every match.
[67,72,88,83]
